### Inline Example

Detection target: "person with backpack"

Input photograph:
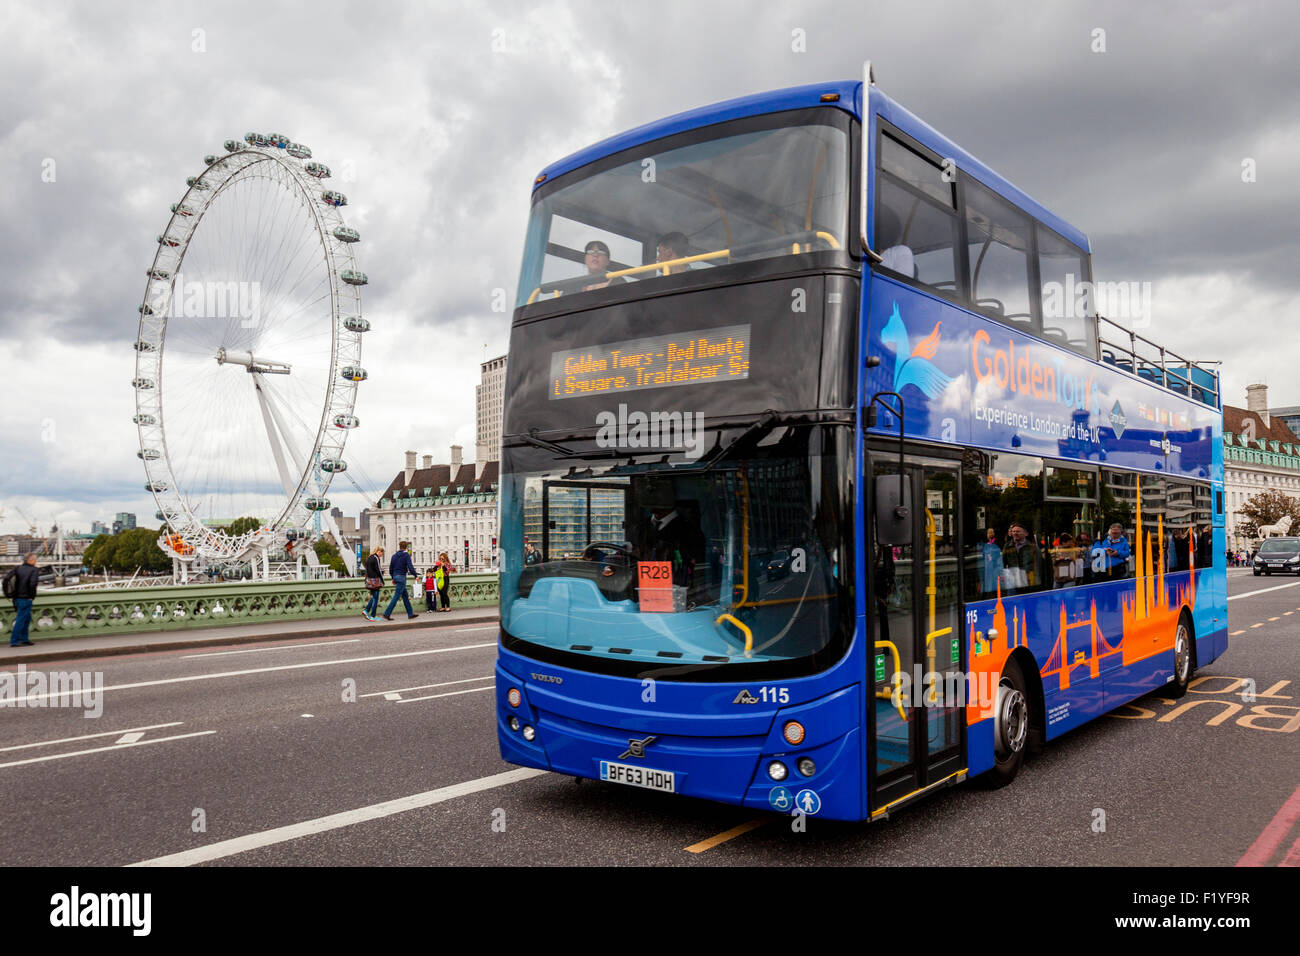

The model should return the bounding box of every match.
[435,552,453,611]
[4,553,41,646]
[362,546,384,621]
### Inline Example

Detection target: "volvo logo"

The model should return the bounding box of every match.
[529,672,563,684]
[618,735,657,759]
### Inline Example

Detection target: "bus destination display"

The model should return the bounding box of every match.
[550,324,750,400]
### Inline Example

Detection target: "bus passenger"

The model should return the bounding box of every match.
[980,528,1003,596]
[1098,523,1131,580]
[656,231,690,275]
[1078,531,1095,584]
[1051,533,1083,589]
[1001,521,1040,593]
[581,240,626,291]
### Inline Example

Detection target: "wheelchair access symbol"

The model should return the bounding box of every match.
[795,789,821,815]
[768,787,793,811]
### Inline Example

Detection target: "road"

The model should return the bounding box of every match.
[1,570,1296,867]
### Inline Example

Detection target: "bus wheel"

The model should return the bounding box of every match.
[983,658,1030,789]
[1165,613,1194,699]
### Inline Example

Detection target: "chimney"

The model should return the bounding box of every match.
[1247,383,1270,428]
[450,444,463,478]
[404,450,417,485]
[422,454,433,469]
[475,459,486,481]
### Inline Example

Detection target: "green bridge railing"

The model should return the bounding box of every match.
[1,574,500,639]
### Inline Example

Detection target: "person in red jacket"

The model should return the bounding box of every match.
[423,568,438,612]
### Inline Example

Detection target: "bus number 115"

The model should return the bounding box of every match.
[759,686,790,703]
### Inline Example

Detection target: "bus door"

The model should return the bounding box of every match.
[868,455,965,812]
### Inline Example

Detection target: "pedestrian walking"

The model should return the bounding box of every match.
[435,551,453,611]
[3,553,41,646]
[362,546,385,621]
[423,568,438,612]
[383,541,419,620]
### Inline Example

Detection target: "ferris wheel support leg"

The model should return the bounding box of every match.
[322,509,357,575]
[251,372,301,500]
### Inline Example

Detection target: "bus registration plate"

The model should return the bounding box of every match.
[600,761,676,793]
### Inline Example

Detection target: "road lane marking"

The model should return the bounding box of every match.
[115,732,145,744]
[1238,780,1300,866]
[0,722,184,753]
[1270,617,1280,622]
[2,642,497,704]
[360,676,494,699]
[1227,581,1300,601]
[396,685,495,704]
[129,767,547,866]
[685,818,769,853]
[1230,630,1246,636]
[0,731,216,769]
[182,639,362,659]
[1285,612,1293,616]
[1250,623,1264,629]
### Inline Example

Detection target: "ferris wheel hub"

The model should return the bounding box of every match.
[216,348,292,375]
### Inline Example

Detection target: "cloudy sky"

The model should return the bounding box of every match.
[1,0,1297,536]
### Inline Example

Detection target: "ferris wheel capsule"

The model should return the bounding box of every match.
[320,458,347,473]
[171,203,195,216]
[333,225,360,243]
[138,448,161,460]
[321,189,347,207]
[133,413,157,425]
[287,143,312,159]
[157,235,181,247]
[333,414,360,429]
[134,340,157,352]
[305,497,330,511]
[224,139,241,153]
[132,377,155,389]
[343,316,370,333]
[139,303,154,315]
[267,133,289,148]
[304,161,331,179]
[185,176,210,189]
[244,132,268,147]
[340,269,367,286]
[340,366,367,382]
[147,268,172,280]
[146,482,169,494]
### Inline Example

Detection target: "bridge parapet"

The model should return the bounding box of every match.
[0,574,500,637]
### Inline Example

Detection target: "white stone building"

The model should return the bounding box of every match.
[367,445,499,571]
[1224,384,1300,550]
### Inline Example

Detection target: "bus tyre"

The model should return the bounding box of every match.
[1165,613,1194,699]
[982,658,1030,789]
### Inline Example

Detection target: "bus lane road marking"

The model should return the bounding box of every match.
[0,721,184,753]
[360,676,494,701]
[0,730,216,769]
[4,642,497,705]
[684,817,770,853]
[182,639,362,659]
[129,767,548,866]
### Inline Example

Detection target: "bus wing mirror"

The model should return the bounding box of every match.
[875,474,912,545]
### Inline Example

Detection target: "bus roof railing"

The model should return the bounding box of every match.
[1097,314,1220,407]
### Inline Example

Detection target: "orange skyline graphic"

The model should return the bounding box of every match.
[968,480,1197,724]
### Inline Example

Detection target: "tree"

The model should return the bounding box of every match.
[228,516,262,537]
[1236,489,1300,541]
[313,538,348,576]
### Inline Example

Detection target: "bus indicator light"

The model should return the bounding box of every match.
[507,688,521,708]
[783,721,805,746]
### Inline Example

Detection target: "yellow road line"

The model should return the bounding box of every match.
[684,818,768,853]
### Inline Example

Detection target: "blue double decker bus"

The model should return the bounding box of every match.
[495,68,1227,821]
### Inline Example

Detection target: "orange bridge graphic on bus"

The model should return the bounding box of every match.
[967,482,1197,723]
